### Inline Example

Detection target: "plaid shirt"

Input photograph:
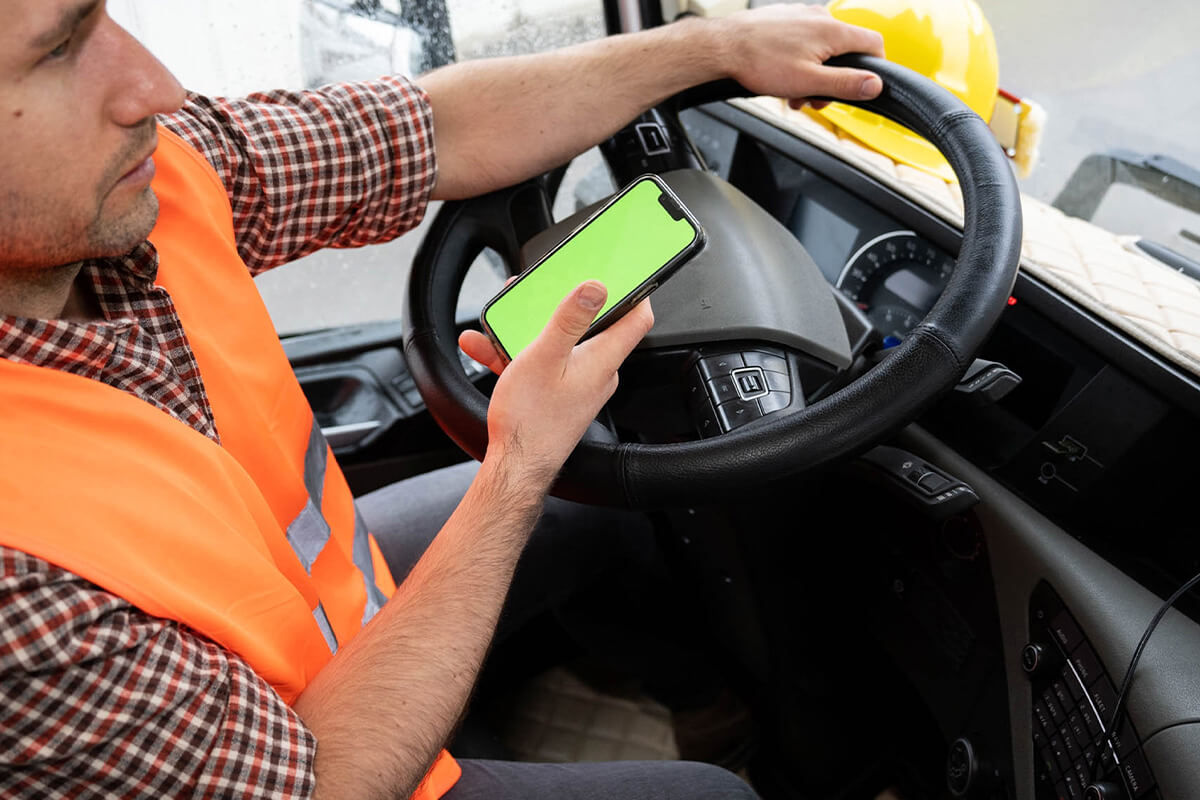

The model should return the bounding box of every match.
[0,76,436,798]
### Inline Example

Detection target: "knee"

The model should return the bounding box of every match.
[675,761,760,800]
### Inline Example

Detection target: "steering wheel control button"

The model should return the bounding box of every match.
[635,122,671,156]
[758,392,791,415]
[741,350,788,374]
[697,353,744,382]
[763,370,791,393]
[730,367,769,401]
[690,396,721,438]
[706,376,740,405]
[717,399,762,431]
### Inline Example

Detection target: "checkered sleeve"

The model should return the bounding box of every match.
[161,75,437,275]
[0,548,316,799]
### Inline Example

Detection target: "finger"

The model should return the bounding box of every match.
[577,298,655,376]
[525,280,607,364]
[807,64,883,102]
[830,21,885,59]
[459,329,507,375]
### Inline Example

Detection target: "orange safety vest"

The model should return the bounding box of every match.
[0,128,460,798]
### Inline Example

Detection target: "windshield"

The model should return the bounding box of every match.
[109,0,1200,331]
[981,0,1200,262]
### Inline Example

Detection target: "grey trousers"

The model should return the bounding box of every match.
[357,462,759,800]
[357,460,658,638]
[445,759,757,800]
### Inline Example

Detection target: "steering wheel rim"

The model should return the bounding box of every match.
[403,54,1023,509]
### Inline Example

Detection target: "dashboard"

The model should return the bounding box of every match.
[679,103,1200,601]
[682,107,960,347]
[833,230,956,343]
[678,103,1200,800]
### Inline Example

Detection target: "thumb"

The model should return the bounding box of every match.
[526,280,607,361]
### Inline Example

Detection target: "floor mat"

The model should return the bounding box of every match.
[496,666,680,763]
[495,667,907,799]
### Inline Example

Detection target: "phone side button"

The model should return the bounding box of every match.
[633,283,658,304]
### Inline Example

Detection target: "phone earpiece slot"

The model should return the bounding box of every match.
[657,192,685,220]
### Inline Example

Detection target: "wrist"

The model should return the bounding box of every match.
[685,13,738,83]
[653,14,731,88]
[479,443,555,506]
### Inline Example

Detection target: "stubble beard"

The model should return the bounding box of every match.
[0,120,161,270]
[85,186,160,258]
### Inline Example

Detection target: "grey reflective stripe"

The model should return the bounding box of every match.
[285,419,383,638]
[353,509,388,625]
[312,603,338,653]
[302,416,327,505]
[286,420,333,572]
[288,500,331,572]
[288,421,338,651]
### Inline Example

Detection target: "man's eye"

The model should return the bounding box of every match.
[47,38,71,59]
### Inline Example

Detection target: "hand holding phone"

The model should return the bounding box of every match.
[459,280,655,487]
[480,175,705,361]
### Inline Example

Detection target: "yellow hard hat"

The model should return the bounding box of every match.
[815,0,1000,181]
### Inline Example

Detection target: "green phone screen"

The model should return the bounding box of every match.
[482,178,700,359]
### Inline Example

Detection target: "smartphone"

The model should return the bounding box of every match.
[480,174,705,361]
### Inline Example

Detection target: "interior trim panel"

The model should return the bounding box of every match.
[900,425,1200,800]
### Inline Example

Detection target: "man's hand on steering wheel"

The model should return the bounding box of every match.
[712,4,885,110]
[460,283,655,491]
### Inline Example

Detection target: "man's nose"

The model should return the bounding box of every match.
[101,17,186,128]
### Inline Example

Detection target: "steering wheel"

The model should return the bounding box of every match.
[403,54,1022,509]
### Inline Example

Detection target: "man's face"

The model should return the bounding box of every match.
[0,0,185,270]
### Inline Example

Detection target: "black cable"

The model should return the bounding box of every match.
[1088,568,1200,786]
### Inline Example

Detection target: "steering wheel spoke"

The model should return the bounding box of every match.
[608,341,820,445]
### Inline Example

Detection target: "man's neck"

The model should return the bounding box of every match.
[0,262,100,322]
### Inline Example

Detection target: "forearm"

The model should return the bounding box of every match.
[421,17,724,200]
[292,452,546,800]
[295,278,654,799]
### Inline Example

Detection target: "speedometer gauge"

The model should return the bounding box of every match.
[836,231,955,341]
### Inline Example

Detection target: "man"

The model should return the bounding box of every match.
[0,1,884,797]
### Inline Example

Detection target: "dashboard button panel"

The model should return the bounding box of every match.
[1028,582,1161,800]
